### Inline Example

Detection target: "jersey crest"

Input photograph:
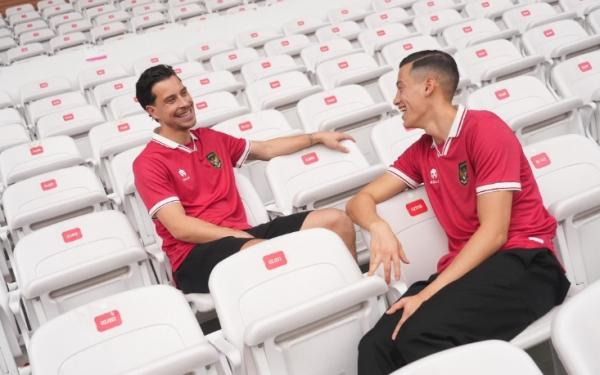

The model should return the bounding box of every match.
[458,161,468,185]
[207,151,222,168]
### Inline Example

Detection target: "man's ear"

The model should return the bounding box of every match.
[146,105,159,122]
[423,76,436,97]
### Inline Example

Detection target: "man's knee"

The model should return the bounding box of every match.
[310,208,353,231]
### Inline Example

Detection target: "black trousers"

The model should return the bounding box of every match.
[358,249,570,375]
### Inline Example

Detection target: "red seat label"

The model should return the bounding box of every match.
[430,15,439,21]
[228,54,238,60]
[201,44,209,51]
[52,99,62,106]
[200,78,210,85]
[476,49,488,58]
[281,40,290,46]
[114,83,124,90]
[403,43,413,50]
[63,113,74,121]
[261,61,272,69]
[579,61,592,72]
[406,199,428,216]
[380,13,388,20]
[239,121,253,131]
[269,80,281,89]
[495,89,509,100]
[62,227,82,243]
[301,152,319,165]
[463,26,473,33]
[196,101,207,109]
[263,251,287,270]
[531,152,550,169]
[95,310,122,332]
[338,61,349,69]
[40,82,48,88]
[521,9,531,16]
[30,146,44,155]
[117,123,130,132]
[377,29,386,36]
[41,179,57,191]
[324,96,337,105]
[332,26,340,33]
[320,45,329,52]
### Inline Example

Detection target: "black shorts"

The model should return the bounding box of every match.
[174,211,311,294]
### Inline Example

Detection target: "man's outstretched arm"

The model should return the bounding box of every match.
[248,131,354,161]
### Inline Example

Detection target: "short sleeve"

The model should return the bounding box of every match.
[470,112,522,195]
[387,138,424,189]
[210,129,250,168]
[133,154,179,218]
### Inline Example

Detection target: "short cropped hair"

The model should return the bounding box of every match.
[135,64,178,110]
[399,50,459,100]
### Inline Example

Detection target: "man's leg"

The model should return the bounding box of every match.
[358,249,569,374]
[300,208,357,258]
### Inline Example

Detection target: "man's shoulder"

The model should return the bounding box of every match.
[133,142,169,171]
[463,109,513,137]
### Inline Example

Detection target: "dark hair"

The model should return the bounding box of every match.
[399,50,459,99]
[135,64,178,110]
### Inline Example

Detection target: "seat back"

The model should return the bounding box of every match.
[282,16,327,36]
[412,9,463,36]
[315,21,361,43]
[29,285,229,375]
[412,0,458,15]
[371,116,424,165]
[2,166,107,238]
[183,70,242,97]
[521,19,593,61]
[209,228,383,375]
[20,76,71,106]
[192,91,249,128]
[364,8,411,29]
[524,134,600,286]
[185,40,234,64]
[244,70,320,112]
[551,50,600,103]
[467,75,582,143]
[264,34,312,57]
[241,54,301,84]
[236,27,282,49]
[552,279,600,375]
[265,140,378,214]
[358,22,412,55]
[300,38,356,72]
[210,47,260,72]
[361,186,448,285]
[393,340,543,375]
[442,18,503,50]
[327,5,369,23]
[502,3,559,32]
[0,135,83,188]
[13,210,154,329]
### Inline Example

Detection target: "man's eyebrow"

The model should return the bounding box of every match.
[164,94,176,102]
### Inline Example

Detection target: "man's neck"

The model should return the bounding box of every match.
[423,102,458,145]
[158,125,192,146]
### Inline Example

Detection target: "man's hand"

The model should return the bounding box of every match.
[368,221,409,284]
[386,293,427,340]
[311,131,355,153]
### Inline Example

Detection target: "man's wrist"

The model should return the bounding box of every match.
[309,132,319,146]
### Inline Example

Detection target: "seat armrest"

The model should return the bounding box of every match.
[185,293,215,313]
[509,97,582,133]
[207,331,243,375]
[480,55,544,83]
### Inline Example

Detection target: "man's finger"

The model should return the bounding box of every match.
[338,133,355,142]
[392,253,401,282]
[335,143,350,153]
[386,298,405,314]
[398,245,410,264]
[368,255,380,276]
[383,258,391,284]
[391,318,402,340]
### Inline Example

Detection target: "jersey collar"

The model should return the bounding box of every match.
[152,129,198,154]
[431,105,467,157]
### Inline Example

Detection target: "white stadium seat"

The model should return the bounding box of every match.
[131,12,168,33]
[327,5,370,23]
[392,341,543,375]
[454,39,544,87]
[182,70,243,97]
[209,228,387,375]
[11,210,156,331]
[241,54,304,84]
[372,0,417,11]
[19,28,55,45]
[300,38,359,73]
[84,3,116,20]
[467,75,583,144]
[364,8,412,29]
[20,76,72,107]
[2,165,108,243]
[133,51,183,76]
[5,3,35,17]
[0,285,24,375]
[315,52,392,91]
[264,34,313,58]
[465,0,516,19]
[315,21,362,43]
[0,136,83,189]
[442,18,518,50]
[49,32,88,53]
[27,91,88,125]
[5,43,47,65]
[48,11,84,30]
[552,279,600,375]
[521,19,600,63]
[235,27,282,49]
[78,63,128,94]
[589,8,600,34]
[74,0,110,12]
[56,19,92,35]
[0,108,23,127]
[92,76,136,108]
[502,2,575,33]
[0,91,14,110]
[185,40,234,65]
[36,104,105,140]
[42,3,74,19]
[120,0,153,13]
[14,20,48,36]
[28,285,234,374]
[210,47,260,72]
[131,2,166,16]
[244,71,321,114]
[170,3,205,22]
[371,115,424,165]
[358,23,413,56]
[94,11,129,26]
[90,21,128,43]
[108,94,144,120]
[205,0,243,13]
[412,9,464,36]
[192,91,249,128]
[9,11,42,27]
[297,84,392,163]
[0,37,17,53]
[412,0,462,15]
[282,15,328,36]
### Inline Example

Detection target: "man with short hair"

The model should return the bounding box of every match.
[133,64,357,294]
[346,50,570,374]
